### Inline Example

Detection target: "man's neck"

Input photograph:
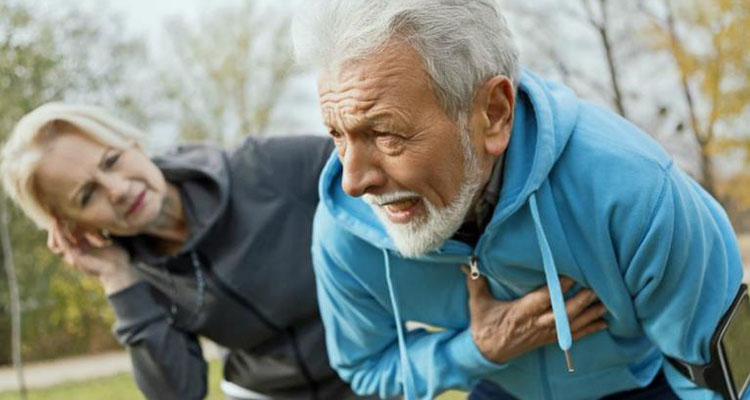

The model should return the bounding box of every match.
[453,153,506,247]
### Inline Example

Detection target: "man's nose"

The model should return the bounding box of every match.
[340,140,386,197]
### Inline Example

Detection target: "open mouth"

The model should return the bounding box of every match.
[381,197,421,223]
[125,189,146,217]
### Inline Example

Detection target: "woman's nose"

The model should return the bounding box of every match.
[99,173,129,204]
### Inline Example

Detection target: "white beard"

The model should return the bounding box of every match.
[363,130,484,258]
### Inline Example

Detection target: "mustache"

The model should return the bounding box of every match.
[363,191,421,207]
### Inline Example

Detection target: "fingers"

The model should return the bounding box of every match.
[570,302,607,332]
[83,231,110,248]
[564,288,598,320]
[559,277,575,293]
[572,319,608,341]
[532,283,599,328]
[518,277,575,314]
[47,228,60,253]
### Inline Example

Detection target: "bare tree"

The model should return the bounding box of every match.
[580,0,628,119]
[161,1,300,146]
[0,198,25,399]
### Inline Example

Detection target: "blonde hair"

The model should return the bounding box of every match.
[0,102,146,229]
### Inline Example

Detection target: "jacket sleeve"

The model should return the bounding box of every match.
[108,281,208,400]
[311,218,506,399]
[617,164,744,400]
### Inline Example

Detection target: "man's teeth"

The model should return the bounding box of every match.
[385,198,417,212]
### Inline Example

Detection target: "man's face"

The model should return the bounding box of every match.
[318,42,487,257]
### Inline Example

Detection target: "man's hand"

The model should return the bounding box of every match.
[466,271,607,364]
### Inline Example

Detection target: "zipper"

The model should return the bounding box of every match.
[469,255,480,280]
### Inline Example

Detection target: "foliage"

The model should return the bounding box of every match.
[0,0,152,364]
[0,359,225,400]
[160,0,299,146]
[645,0,750,195]
[0,357,467,400]
[716,173,750,233]
[505,0,750,220]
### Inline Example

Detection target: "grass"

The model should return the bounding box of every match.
[0,360,466,400]
[2,234,746,400]
[0,360,224,400]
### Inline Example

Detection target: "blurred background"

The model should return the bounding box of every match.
[0,0,747,399]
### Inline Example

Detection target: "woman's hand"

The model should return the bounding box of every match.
[466,271,607,364]
[47,219,138,294]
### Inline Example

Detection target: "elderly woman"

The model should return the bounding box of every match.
[0,103,369,400]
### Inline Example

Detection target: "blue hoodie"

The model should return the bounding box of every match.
[311,70,744,400]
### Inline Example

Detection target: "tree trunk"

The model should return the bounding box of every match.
[0,197,27,400]
[699,144,717,199]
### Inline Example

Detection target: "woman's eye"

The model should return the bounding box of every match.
[328,130,342,139]
[80,185,94,207]
[104,152,121,168]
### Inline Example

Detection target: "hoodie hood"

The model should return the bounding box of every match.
[318,69,582,398]
[318,69,579,246]
[116,143,231,265]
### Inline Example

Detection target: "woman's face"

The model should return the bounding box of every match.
[34,129,167,236]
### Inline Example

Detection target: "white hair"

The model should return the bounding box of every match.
[0,102,146,229]
[292,0,520,121]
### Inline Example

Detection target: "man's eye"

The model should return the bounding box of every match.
[104,152,121,168]
[374,131,404,148]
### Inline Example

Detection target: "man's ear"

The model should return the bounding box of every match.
[476,75,515,157]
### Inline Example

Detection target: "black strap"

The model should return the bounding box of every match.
[666,356,710,387]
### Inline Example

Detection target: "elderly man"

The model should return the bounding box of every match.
[293,1,745,399]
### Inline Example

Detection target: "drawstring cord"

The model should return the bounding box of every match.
[384,250,418,399]
[529,193,575,371]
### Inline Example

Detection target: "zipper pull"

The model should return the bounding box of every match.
[469,256,480,280]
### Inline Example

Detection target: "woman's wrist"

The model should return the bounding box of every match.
[99,267,139,295]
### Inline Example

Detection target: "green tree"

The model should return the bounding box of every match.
[647,0,750,197]
[0,0,153,381]
[160,1,299,145]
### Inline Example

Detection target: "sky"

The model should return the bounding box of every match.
[72,0,325,143]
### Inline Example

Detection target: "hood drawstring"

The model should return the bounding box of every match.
[384,250,418,399]
[529,193,575,372]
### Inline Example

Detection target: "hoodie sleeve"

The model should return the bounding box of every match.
[108,282,208,400]
[617,164,743,399]
[312,216,506,399]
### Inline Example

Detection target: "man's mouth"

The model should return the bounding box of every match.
[381,197,421,223]
[125,189,146,217]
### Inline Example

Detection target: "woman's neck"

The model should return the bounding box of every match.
[144,183,189,254]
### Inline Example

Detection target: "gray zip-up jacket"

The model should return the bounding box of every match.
[107,135,367,400]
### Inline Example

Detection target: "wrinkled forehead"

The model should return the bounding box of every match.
[316,42,439,127]
[33,133,104,208]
